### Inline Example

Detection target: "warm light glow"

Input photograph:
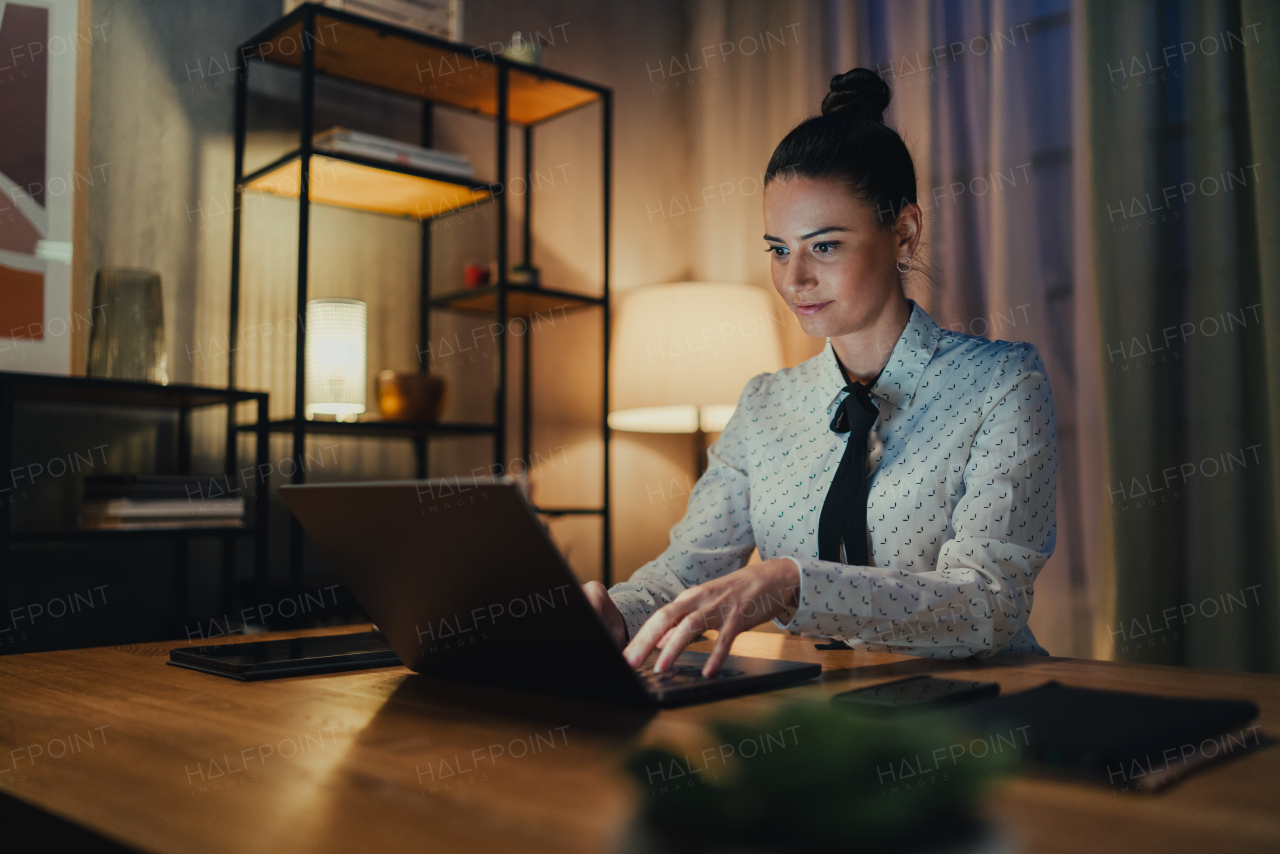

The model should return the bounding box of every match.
[306,299,367,422]
[608,405,699,433]
[697,404,738,433]
[607,404,739,433]
[609,282,785,433]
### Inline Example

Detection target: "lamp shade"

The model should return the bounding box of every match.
[609,282,784,433]
[305,298,367,421]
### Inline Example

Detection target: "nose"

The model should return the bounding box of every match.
[780,252,816,298]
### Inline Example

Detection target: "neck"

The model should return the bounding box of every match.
[829,291,912,385]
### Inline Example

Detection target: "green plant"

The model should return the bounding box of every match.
[623,700,1015,852]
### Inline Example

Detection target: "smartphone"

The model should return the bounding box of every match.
[831,675,999,712]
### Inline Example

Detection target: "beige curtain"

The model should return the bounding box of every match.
[1084,0,1280,672]
[683,0,857,368]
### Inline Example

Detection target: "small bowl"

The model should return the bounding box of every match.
[376,371,448,423]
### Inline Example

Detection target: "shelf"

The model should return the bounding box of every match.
[242,151,492,220]
[9,527,254,542]
[235,418,496,439]
[532,506,604,517]
[229,3,613,585]
[246,8,603,125]
[430,283,605,316]
[0,371,267,409]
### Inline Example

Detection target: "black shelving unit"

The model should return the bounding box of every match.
[229,4,613,587]
[0,371,269,621]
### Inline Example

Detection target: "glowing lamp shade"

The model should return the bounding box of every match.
[609,282,784,433]
[305,298,367,422]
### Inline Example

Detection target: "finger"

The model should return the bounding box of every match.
[624,603,687,668]
[581,581,604,610]
[654,625,679,649]
[702,619,740,676]
[655,591,718,648]
[582,586,627,646]
[654,610,711,672]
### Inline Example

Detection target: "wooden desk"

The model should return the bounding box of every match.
[1,626,1278,853]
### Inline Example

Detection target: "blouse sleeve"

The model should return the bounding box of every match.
[607,374,766,642]
[775,343,1057,658]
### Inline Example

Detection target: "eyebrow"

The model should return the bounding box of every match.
[762,226,850,242]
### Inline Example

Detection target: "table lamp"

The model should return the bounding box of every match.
[305,298,367,422]
[609,282,784,473]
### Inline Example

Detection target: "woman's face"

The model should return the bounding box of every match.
[763,175,913,339]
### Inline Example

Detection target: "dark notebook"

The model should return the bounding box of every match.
[950,681,1261,790]
[169,631,400,680]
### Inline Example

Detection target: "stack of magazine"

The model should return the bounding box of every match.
[81,475,244,530]
[282,0,459,41]
[313,127,476,180]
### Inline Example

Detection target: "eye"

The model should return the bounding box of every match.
[765,245,788,258]
[813,241,839,255]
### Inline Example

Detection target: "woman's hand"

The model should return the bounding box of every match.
[581,581,627,647]
[623,559,801,677]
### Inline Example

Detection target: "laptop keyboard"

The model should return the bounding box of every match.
[638,663,745,688]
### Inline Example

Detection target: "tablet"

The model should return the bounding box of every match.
[168,631,401,680]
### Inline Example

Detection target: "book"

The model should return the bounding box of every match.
[313,127,476,180]
[82,498,245,519]
[80,517,245,530]
[316,127,470,164]
[283,0,460,41]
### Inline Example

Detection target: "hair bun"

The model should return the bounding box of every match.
[821,67,891,122]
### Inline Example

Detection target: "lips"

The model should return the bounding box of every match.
[794,301,832,317]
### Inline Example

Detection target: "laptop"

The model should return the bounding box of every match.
[279,477,821,706]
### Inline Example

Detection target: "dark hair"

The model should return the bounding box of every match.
[765,68,917,228]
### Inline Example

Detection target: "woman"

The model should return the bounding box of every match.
[584,67,1056,677]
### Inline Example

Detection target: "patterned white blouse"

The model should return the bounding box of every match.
[609,299,1057,658]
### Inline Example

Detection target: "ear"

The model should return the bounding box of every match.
[893,203,923,259]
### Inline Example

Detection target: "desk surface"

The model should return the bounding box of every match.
[1,626,1278,854]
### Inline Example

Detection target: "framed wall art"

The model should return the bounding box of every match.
[0,0,92,375]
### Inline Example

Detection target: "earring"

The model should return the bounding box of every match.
[895,255,913,274]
